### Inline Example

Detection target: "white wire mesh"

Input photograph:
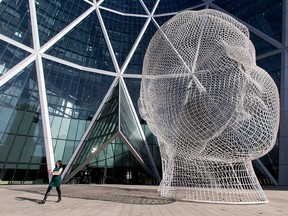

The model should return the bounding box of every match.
[139,9,280,204]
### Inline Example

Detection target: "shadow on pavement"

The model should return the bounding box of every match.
[11,185,175,205]
[15,196,41,204]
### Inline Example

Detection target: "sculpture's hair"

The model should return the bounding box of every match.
[139,9,279,204]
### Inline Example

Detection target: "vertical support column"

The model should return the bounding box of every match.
[35,56,55,173]
[29,0,55,174]
[279,0,288,185]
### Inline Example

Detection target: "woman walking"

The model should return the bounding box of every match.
[40,160,63,204]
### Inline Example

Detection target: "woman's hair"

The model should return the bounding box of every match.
[56,160,62,166]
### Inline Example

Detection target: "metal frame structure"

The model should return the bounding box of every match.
[139,9,280,204]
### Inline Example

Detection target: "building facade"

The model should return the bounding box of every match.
[0,0,287,185]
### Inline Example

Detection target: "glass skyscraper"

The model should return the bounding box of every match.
[0,0,287,186]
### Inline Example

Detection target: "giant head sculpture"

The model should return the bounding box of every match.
[139,9,279,204]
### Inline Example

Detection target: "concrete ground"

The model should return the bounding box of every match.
[0,184,287,216]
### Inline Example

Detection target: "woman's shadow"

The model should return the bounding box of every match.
[16,196,42,204]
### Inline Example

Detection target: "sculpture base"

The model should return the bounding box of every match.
[159,187,267,204]
[159,160,268,204]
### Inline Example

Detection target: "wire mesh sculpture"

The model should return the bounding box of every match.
[139,9,280,204]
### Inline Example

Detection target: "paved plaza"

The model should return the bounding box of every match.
[0,184,287,216]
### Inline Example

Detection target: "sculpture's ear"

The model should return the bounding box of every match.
[224,41,255,66]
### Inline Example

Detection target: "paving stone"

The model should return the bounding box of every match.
[0,184,287,216]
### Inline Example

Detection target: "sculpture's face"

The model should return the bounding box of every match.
[139,10,279,162]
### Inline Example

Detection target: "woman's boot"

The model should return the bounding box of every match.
[39,186,51,204]
[56,187,61,203]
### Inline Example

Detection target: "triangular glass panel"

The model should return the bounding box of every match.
[112,139,139,166]
[142,0,157,12]
[0,41,31,77]
[0,62,47,174]
[43,60,115,120]
[212,0,282,42]
[154,5,206,27]
[100,0,147,14]
[0,0,33,48]
[64,81,120,179]
[88,138,140,167]
[124,22,157,74]
[36,0,91,46]
[124,78,141,120]
[155,0,204,14]
[119,81,157,178]
[94,142,112,166]
[154,15,175,27]
[100,9,147,69]
[250,32,278,56]
[42,59,115,120]
[42,59,115,162]
[45,12,116,72]
[79,137,150,184]
[0,62,37,111]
